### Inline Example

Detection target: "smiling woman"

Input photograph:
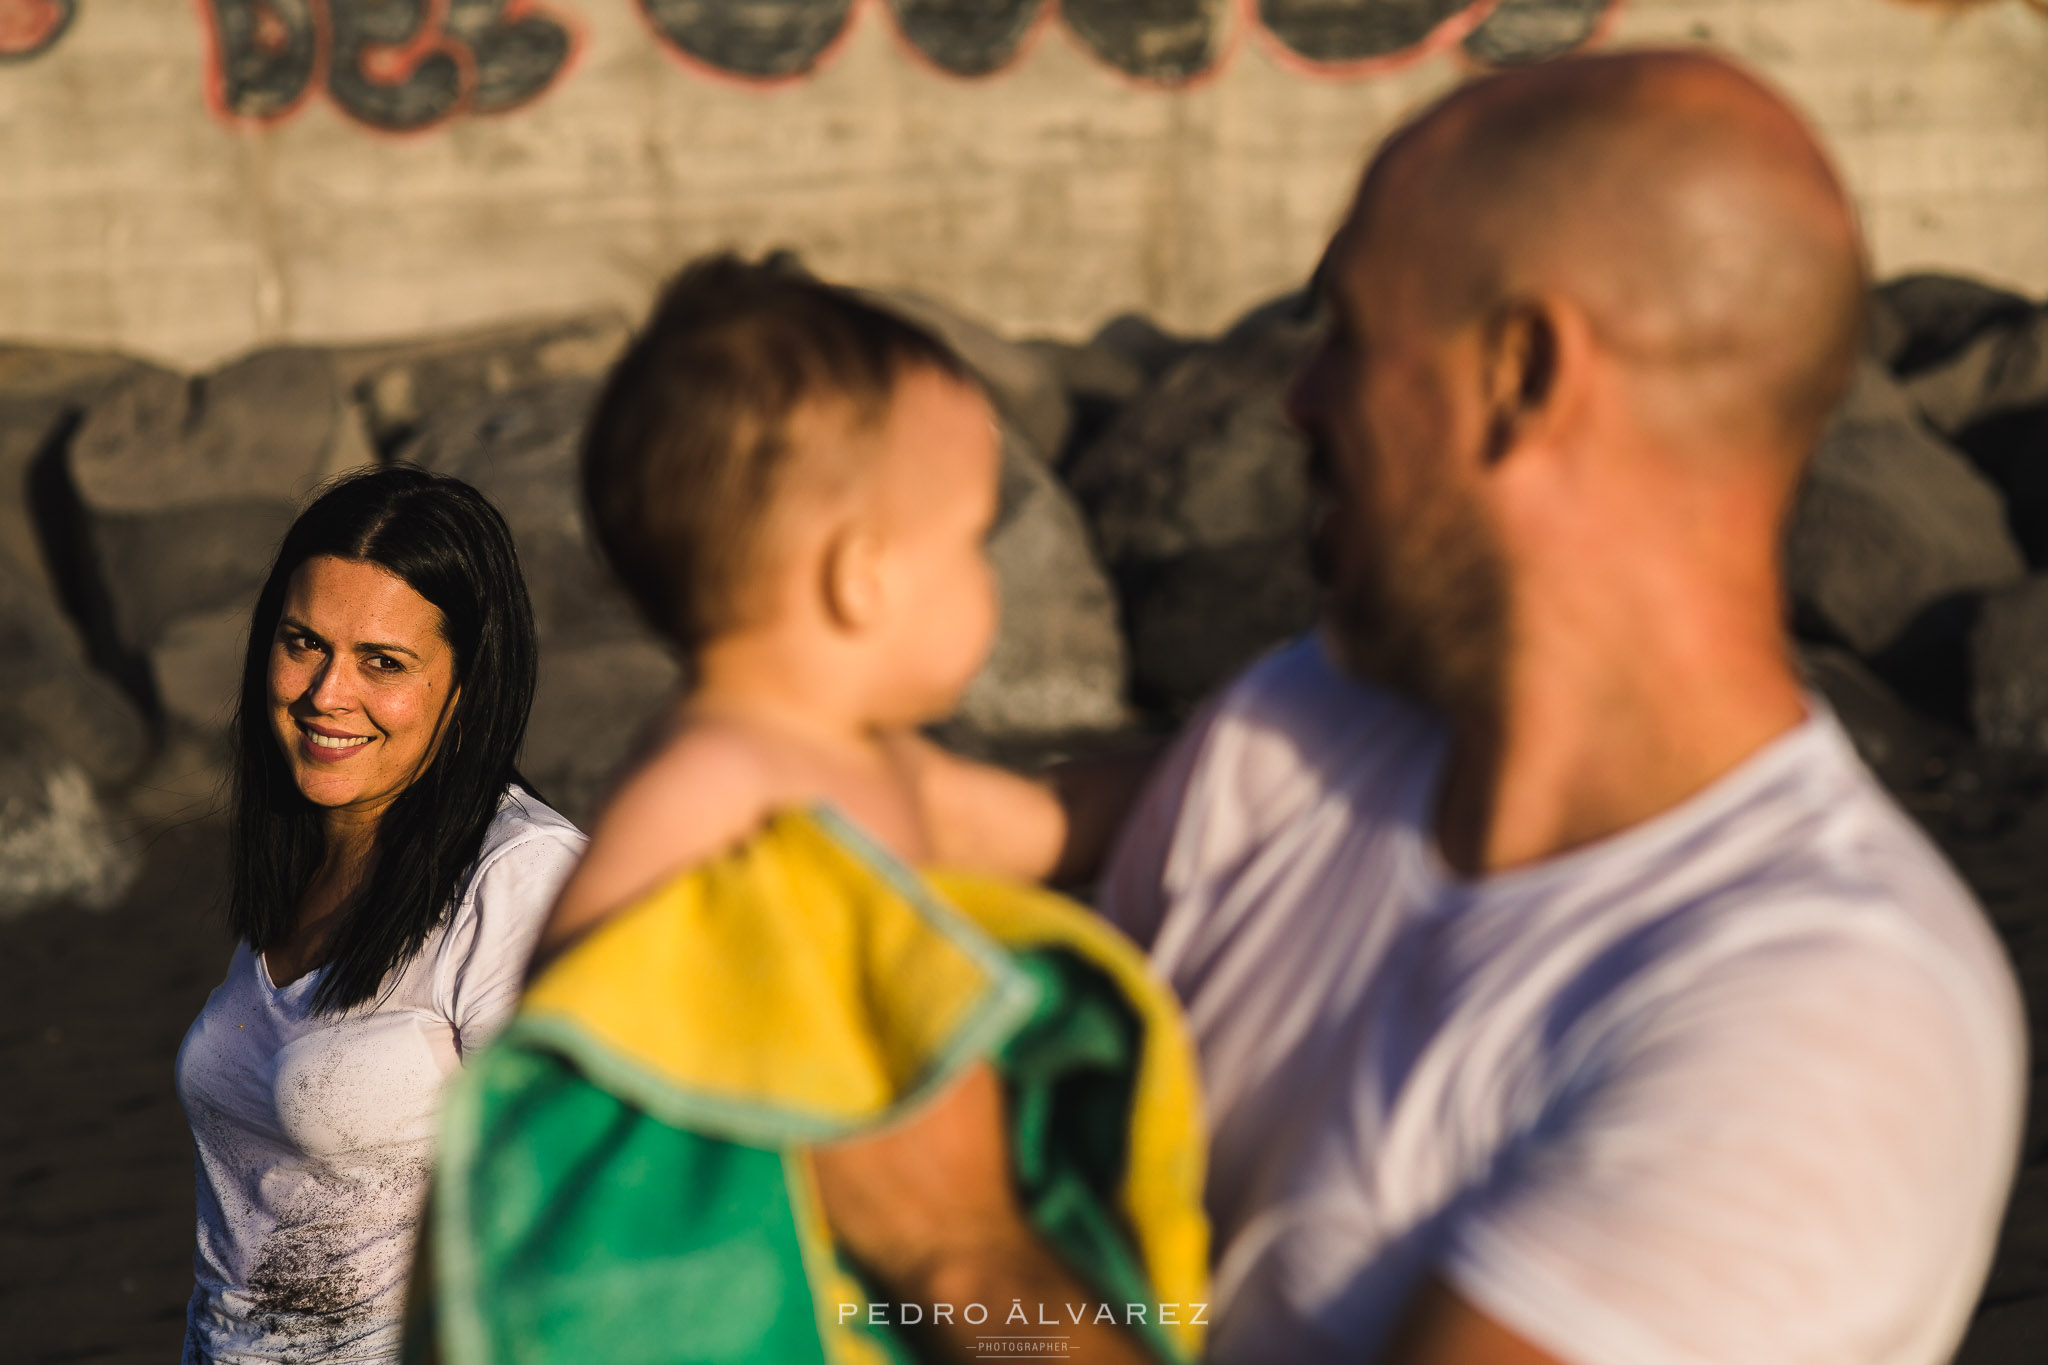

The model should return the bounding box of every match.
[173,466,587,1365]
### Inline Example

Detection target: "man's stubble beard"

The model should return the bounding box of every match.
[1323,470,1512,725]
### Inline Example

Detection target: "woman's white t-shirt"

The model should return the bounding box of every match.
[176,788,584,1365]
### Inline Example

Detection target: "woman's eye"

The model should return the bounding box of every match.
[368,655,402,673]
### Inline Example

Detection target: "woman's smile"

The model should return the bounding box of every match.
[297,720,376,762]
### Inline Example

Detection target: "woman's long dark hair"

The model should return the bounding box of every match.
[229,465,539,1013]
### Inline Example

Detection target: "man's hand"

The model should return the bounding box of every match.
[1379,1277,1569,1365]
[810,1064,1029,1294]
[810,1063,1156,1365]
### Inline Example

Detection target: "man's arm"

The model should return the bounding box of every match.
[1379,1278,1568,1365]
[812,1069,1562,1365]
[811,1064,1157,1365]
[1386,930,2017,1365]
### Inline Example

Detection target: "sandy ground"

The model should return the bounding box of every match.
[0,809,231,1363]
[0,749,2043,1364]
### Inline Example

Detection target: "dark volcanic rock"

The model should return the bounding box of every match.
[1124,539,1319,714]
[95,500,299,660]
[402,378,645,648]
[523,636,680,826]
[1026,338,1148,410]
[1973,577,2048,755]
[1964,406,2048,569]
[1898,302,2047,440]
[70,349,372,515]
[1066,294,1321,715]
[1876,273,2034,376]
[0,349,171,604]
[1071,295,1317,568]
[1786,358,2024,662]
[1892,304,2048,567]
[338,312,629,456]
[0,552,145,912]
[0,727,134,917]
[0,555,148,788]
[1798,644,1943,790]
[1,402,89,622]
[59,348,376,705]
[402,380,674,823]
[151,602,252,735]
[952,429,1129,740]
[0,354,156,775]
[0,346,150,406]
[0,349,174,740]
[1024,338,1149,470]
[1903,742,2048,1365]
[1089,313,1198,385]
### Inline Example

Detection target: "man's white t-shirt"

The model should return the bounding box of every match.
[176,788,584,1365]
[1100,636,2025,1365]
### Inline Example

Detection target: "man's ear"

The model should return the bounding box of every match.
[821,521,885,634]
[1479,298,1566,467]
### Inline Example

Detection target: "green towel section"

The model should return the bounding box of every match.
[411,807,1209,1365]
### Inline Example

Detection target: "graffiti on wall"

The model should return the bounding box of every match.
[640,0,1616,84]
[0,0,73,61]
[199,0,578,129]
[1,0,1619,119]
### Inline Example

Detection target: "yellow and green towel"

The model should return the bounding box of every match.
[413,806,1208,1365]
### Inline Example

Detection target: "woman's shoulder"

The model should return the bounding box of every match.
[480,785,589,865]
[449,787,588,932]
[426,788,588,1002]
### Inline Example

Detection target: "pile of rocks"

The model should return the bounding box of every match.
[1,272,2046,909]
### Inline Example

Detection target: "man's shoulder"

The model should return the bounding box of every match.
[1621,720,2021,1067]
[1196,635,1442,787]
[1115,636,1440,927]
[1217,633,1419,729]
[1758,720,1998,962]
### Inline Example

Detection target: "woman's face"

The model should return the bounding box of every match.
[267,556,460,822]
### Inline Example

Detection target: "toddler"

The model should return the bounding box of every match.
[409,256,1207,1365]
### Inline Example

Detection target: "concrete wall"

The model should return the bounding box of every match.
[1,0,2043,369]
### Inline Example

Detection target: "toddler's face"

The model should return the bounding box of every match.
[868,368,1003,725]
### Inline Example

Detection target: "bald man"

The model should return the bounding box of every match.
[1093,49,2025,1364]
[814,49,2026,1365]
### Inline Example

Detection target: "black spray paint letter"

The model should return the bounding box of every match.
[1064,0,1227,84]
[326,0,465,131]
[203,0,320,118]
[447,0,576,114]
[885,0,1041,78]
[640,0,857,80]
[201,0,573,129]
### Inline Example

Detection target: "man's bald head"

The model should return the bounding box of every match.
[1347,49,1866,461]
[1294,51,1867,720]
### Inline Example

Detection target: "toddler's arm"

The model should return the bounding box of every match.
[528,727,771,973]
[907,737,1165,887]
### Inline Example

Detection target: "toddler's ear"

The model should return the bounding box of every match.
[821,521,885,634]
